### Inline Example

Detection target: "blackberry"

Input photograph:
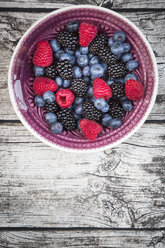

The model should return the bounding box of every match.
[98,47,118,65]
[57,109,76,131]
[82,102,102,123]
[45,102,59,113]
[109,100,125,119]
[56,60,73,80]
[57,30,78,51]
[70,79,88,97]
[44,65,57,79]
[107,62,127,79]
[110,82,125,98]
[89,33,108,55]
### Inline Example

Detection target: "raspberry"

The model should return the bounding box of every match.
[125,79,144,101]
[93,78,112,100]
[33,77,58,95]
[56,89,75,108]
[57,109,76,131]
[33,41,53,67]
[79,22,98,47]
[70,79,88,97]
[80,119,103,141]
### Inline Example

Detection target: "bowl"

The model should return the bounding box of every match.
[8,5,158,153]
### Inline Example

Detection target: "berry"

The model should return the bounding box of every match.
[56,60,74,80]
[34,95,45,107]
[65,48,74,55]
[45,102,59,113]
[89,56,99,66]
[113,30,126,43]
[87,86,93,97]
[55,76,63,87]
[80,46,89,55]
[45,112,57,124]
[107,79,115,85]
[110,118,122,129]
[74,113,81,120]
[89,53,94,59]
[75,50,81,58]
[107,62,127,79]
[93,78,112,100]
[63,79,71,88]
[50,122,63,134]
[123,43,131,53]
[33,77,58,95]
[125,79,144,101]
[110,81,125,98]
[33,66,44,77]
[60,53,75,65]
[84,76,90,84]
[124,73,137,83]
[80,119,103,141]
[102,114,112,126]
[102,102,109,113]
[109,100,125,119]
[111,41,124,57]
[77,55,89,67]
[55,49,65,59]
[73,66,82,79]
[70,79,88,97]
[33,41,53,67]
[50,39,61,52]
[122,100,133,112]
[66,20,79,32]
[56,89,75,108]
[57,109,76,131]
[57,30,78,51]
[115,78,124,83]
[94,98,107,110]
[126,60,139,71]
[98,47,118,65]
[108,37,114,47]
[89,33,108,55]
[82,101,102,122]
[102,62,108,73]
[120,96,128,102]
[44,65,57,79]
[74,97,84,105]
[79,22,98,47]
[43,91,55,103]
[83,66,90,77]
[75,104,83,115]
[121,53,133,63]
[90,64,104,79]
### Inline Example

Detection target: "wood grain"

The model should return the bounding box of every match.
[0,230,165,248]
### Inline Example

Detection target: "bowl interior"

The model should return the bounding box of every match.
[10,7,156,151]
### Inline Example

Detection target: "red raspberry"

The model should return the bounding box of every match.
[33,77,58,95]
[33,41,53,67]
[79,22,98,47]
[56,89,75,108]
[93,78,112,100]
[125,79,144,101]
[80,119,103,141]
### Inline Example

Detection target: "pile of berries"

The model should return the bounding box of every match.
[33,20,144,141]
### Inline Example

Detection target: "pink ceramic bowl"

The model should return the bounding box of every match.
[8,5,158,153]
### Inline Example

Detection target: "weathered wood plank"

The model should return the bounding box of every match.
[0,11,165,120]
[0,230,165,248]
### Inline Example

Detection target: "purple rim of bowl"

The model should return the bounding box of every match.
[8,5,158,153]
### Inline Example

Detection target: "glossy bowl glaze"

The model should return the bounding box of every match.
[8,5,158,152]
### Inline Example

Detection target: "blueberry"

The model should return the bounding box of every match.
[75,104,83,115]
[80,46,89,55]
[45,112,57,124]
[121,53,133,63]
[55,76,63,87]
[108,37,114,47]
[120,96,128,102]
[115,78,124,83]
[63,79,71,88]
[90,63,104,79]
[89,53,94,59]
[74,113,81,120]
[89,56,99,66]
[66,20,79,32]
[114,30,126,43]
[102,102,109,113]
[65,48,74,55]
[107,79,115,85]
[83,66,90,77]
[73,66,82,78]
[91,96,95,102]
[34,95,45,107]
[123,43,131,53]
[43,91,55,103]
[94,98,106,110]
[50,122,63,134]
[110,118,122,129]
[83,76,90,84]
[126,60,139,71]
[124,73,137,83]
[33,66,44,77]
[50,39,61,52]
[55,49,64,59]
[75,97,84,105]
[102,114,112,126]
[87,86,93,97]
[60,53,75,65]
[77,55,89,67]
[102,62,108,73]
[122,100,133,112]
[111,41,124,57]
[75,50,81,58]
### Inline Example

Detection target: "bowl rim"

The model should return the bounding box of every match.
[8,5,158,153]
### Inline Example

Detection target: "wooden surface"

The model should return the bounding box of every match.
[0,0,165,247]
